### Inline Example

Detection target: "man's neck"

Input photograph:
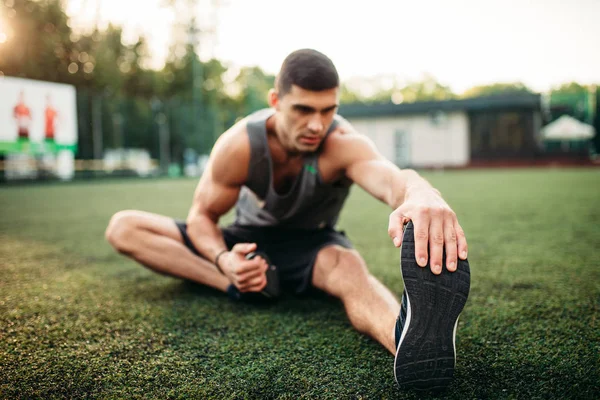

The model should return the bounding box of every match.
[266,114,305,165]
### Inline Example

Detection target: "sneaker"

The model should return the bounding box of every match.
[394,220,471,391]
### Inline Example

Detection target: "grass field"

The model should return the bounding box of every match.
[1,168,599,399]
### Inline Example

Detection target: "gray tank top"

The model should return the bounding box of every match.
[234,108,351,229]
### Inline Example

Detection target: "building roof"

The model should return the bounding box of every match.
[338,93,541,118]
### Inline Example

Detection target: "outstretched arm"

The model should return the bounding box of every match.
[328,125,468,275]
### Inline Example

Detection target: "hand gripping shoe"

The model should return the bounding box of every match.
[245,251,281,299]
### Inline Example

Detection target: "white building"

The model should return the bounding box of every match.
[340,94,542,168]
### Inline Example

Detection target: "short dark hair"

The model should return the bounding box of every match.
[276,49,339,96]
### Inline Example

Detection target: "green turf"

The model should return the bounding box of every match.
[1,168,599,399]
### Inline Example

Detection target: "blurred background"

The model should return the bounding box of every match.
[0,0,598,182]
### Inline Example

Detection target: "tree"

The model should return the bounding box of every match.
[548,82,597,125]
[551,82,590,94]
[229,66,275,116]
[339,84,364,104]
[341,74,455,104]
[76,25,126,93]
[461,82,533,98]
[390,76,455,103]
[0,0,77,84]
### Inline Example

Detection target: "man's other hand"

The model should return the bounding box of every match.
[220,243,269,292]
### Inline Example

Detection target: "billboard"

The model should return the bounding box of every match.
[0,76,77,179]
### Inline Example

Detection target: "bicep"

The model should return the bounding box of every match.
[192,167,241,222]
[188,126,249,222]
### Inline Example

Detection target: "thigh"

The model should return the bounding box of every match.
[111,210,184,243]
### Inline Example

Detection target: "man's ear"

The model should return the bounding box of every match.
[268,89,279,109]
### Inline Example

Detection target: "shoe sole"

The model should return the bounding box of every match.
[394,221,470,391]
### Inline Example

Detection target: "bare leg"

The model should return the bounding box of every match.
[105,210,230,292]
[312,245,400,354]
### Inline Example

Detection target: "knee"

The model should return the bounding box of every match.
[334,248,367,276]
[105,210,140,253]
[314,246,369,292]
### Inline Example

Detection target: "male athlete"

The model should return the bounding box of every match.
[106,49,470,391]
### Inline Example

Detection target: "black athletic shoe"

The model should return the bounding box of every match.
[394,220,471,392]
[394,290,409,348]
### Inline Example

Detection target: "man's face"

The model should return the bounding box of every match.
[273,85,339,154]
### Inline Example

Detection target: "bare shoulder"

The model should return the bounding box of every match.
[207,117,251,186]
[321,116,381,165]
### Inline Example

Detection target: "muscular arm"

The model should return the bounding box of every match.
[186,121,269,292]
[324,120,433,209]
[185,123,249,263]
[344,137,434,210]
[324,120,468,275]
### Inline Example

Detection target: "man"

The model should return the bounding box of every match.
[13,90,32,141]
[105,49,470,391]
[44,94,59,142]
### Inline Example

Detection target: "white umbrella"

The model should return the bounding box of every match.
[542,115,596,140]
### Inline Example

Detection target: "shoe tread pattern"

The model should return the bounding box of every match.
[394,221,470,392]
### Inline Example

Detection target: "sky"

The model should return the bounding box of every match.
[63,0,600,93]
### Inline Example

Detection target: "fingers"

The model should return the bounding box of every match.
[455,220,468,260]
[238,274,267,293]
[392,207,465,274]
[223,243,272,293]
[444,212,458,272]
[428,212,444,275]
[231,252,269,292]
[237,263,269,292]
[236,259,268,284]
[387,211,405,248]
[231,242,257,255]
[413,211,430,268]
[234,255,267,275]
[390,189,467,273]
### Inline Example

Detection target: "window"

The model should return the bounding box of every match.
[430,110,448,127]
[394,130,410,167]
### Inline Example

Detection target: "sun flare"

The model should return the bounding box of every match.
[0,17,8,44]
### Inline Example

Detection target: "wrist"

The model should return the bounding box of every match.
[214,249,229,275]
[404,181,437,201]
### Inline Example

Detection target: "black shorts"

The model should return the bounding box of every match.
[175,221,353,295]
